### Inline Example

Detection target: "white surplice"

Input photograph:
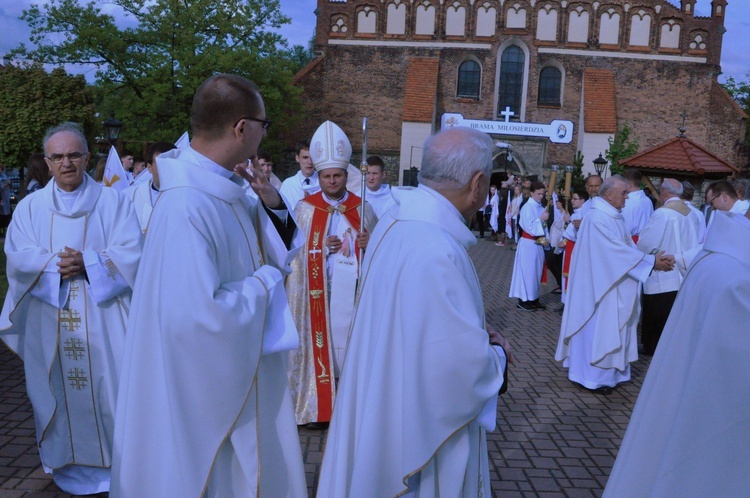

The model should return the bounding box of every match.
[280,170,320,211]
[489,191,500,232]
[621,189,653,237]
[123,178,159,233]
[555,197,654,389]
[604,212,750,497]
[0,176,142,494]
[111,147,306,498]
[637,198,701,295]
[508,197,547,301]
[355,183,395,219]
[316,185,506,497]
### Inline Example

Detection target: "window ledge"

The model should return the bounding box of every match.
[456,97,480,103]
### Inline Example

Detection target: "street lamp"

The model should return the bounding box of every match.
[102,115,123,147]
[593,153,608,177]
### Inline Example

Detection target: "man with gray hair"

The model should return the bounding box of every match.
[317,127,511,496]
[556,175,674,394]
[0,122,142,494]
[637,178,701,355]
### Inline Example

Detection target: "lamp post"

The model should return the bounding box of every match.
[593,153,608,178]
[102,115,123,148]
[495,142,513,173]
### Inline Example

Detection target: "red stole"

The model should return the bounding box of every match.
[302,191,362,421]
[562,239,576,290]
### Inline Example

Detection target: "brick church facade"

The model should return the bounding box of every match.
[293,0,746,183]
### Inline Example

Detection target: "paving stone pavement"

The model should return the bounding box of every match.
[0,236,653,497]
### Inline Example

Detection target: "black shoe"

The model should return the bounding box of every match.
[554,305,564,313]
[300,422,329,430]
[531,300,546,311]
[571,381,613,396]
[516,300,536,312]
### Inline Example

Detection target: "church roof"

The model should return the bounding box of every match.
[583,69,617,134]
[621,135,739,177]
[402,58,439,123]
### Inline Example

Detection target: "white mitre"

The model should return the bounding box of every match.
[311,120,351,171]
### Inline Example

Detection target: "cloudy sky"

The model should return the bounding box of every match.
[1,0,748,83]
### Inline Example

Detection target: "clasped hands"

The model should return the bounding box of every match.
[57,246,85,280]
[653,250,675,272]
[326,232,370,253]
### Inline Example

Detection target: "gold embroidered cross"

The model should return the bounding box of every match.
[59,310,82,332]
[69,281,80,301]
[66,368,88,390]
[63,338,86,361]
[104,259,119,280]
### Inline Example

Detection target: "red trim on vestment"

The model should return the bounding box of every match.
[562,239,576,290]
[301,191,362,421]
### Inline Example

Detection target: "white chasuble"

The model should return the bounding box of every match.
[317,185,507,497]
[605,213,750,497]
[0,176,141,487]
[111,148,305,498]
[555,198,654,388]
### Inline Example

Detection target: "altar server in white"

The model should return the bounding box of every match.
[620,169,653,243]
[509,180,549,311]
[356,155,395,218]
[317,127,510,497]
[555,176,674,394]
[111,74,306,497]
[0,122,142,494]
[122,141,175,233]
[637,178,701,355]
[280,139,320,209]
[605,207,750,497]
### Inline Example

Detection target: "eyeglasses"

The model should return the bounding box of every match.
[234,116,272,131]
[707,193,722,208]
[45,152,87,165]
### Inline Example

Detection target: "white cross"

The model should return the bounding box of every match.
[309,248,322,258]
[500,106,515,123]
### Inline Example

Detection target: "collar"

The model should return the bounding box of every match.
[592,196,623,218]
[323,191,349,206]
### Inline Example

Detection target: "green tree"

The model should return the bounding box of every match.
[723,74,750,175]
[605,123,640,176]
[13,0,304,148]
[0,64,96,168]
[570,150,586,191]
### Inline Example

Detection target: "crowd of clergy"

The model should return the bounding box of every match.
[0,71,747,497]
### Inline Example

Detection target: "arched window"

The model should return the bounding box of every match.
[538,66,562,106]
[457,60,481,99]
[497,46,525,119]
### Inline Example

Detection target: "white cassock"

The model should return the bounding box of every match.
[0,176,142,494]
[555,197,655,389]
[621,189,653,239]
[279,170,320,210]
[111,147,306,498]
[508,197,547,301]
[123,178,159,233]
[316,185,506,497]
[489,191,500,232]
[356,184,395,218]
[604,212,750,497]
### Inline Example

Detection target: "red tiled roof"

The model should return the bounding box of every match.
[583,68,617,134]
[621,135,739,176]
[402,58,439,123]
